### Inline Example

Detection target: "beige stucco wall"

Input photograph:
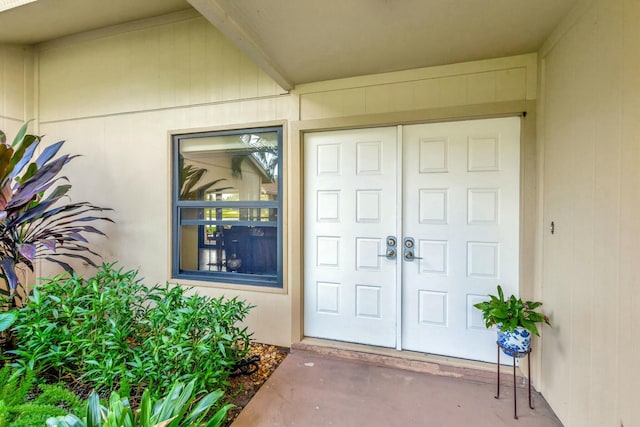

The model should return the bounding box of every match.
[33,11,296,346]
[30,7,539,350]
[296,54,536,121]
[537,1,640,426]
[0,44,33,136]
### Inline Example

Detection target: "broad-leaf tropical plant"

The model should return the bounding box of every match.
[0,122,112,302]
[0,310,17,332]
[46,379,233,427]
[473,285,551,336]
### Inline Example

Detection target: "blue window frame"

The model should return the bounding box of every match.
[172,126,283,288]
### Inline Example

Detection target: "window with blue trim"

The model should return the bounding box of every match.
[172,126,282,287]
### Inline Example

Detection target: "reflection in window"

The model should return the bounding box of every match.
[172,126,282,287]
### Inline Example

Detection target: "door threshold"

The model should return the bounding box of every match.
[293,337,529,386]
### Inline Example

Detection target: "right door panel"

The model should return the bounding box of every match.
[401,117,521,362]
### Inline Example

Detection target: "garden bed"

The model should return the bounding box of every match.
[0,264,288,426]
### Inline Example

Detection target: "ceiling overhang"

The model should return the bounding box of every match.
[188,0,579,91]
[0,0,579,91]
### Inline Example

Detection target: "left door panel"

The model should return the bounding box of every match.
[304,127,398,347]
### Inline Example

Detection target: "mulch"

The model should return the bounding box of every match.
[224,342,289,425]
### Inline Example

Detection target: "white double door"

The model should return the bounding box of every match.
[303,117,520,363]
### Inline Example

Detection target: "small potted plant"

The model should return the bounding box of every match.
[473,285,551,357]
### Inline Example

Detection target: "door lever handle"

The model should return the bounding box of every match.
[404,250,422,261]
[378,248,396,259]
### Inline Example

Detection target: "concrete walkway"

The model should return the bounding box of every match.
[232,347,563,427]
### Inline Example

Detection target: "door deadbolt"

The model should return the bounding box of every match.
[403,237,422,261]
[378,236,397,260]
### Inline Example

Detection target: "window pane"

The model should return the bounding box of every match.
[178,130,279,202]
[179,224,278,275]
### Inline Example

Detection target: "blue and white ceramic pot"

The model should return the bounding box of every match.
[497,326,531,358]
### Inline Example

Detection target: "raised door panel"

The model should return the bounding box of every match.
[401,117,520,363]
[304,127,398,347]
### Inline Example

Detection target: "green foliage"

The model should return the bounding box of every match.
[8,403,68,427]
[473,285,551,336]
[11,263,253,397]
[34,384,85,416]
[0,401,9,427]
[0,122,113,301]
[0,366,80,427]
[0,311,16,333]
[0,365,34,407]
[46,380,233,427]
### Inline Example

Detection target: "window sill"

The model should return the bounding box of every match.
[169,275,287,295]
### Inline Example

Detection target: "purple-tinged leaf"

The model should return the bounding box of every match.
[35,140,65,169]
[10,195,62,226]
[0,144,14,186]
[18,243,36,261]
[0,126,112,290]
[36,212,113,230]
[27,155,72,185]
[0,257,19,291]
[9,185,75,226]
[67,232,88,243]
[8,172,68,210]
[58,215,114,224]
[50,252,99,267]
[38,243,101,258]
[9,139,39,180]
[0,181,12,211]
[8,134,39,178]
[44,257,73,274]
[40,239,57,251]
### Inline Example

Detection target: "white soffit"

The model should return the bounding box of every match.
[0,0,191,45]
[190,0,580,89]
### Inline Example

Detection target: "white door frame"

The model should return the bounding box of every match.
[292,104,536,365]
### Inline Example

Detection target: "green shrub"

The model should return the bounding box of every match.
[11,263,253,397]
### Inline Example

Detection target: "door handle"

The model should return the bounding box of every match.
[378,248,396,260]
[378,235,397,260]
[403,237,422,261]
[404,250,422,261]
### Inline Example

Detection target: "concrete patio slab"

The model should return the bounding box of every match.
[231,348,563,427]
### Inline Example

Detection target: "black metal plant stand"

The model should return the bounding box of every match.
[495,342,533,420]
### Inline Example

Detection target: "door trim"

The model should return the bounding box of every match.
[394,126,404,350]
